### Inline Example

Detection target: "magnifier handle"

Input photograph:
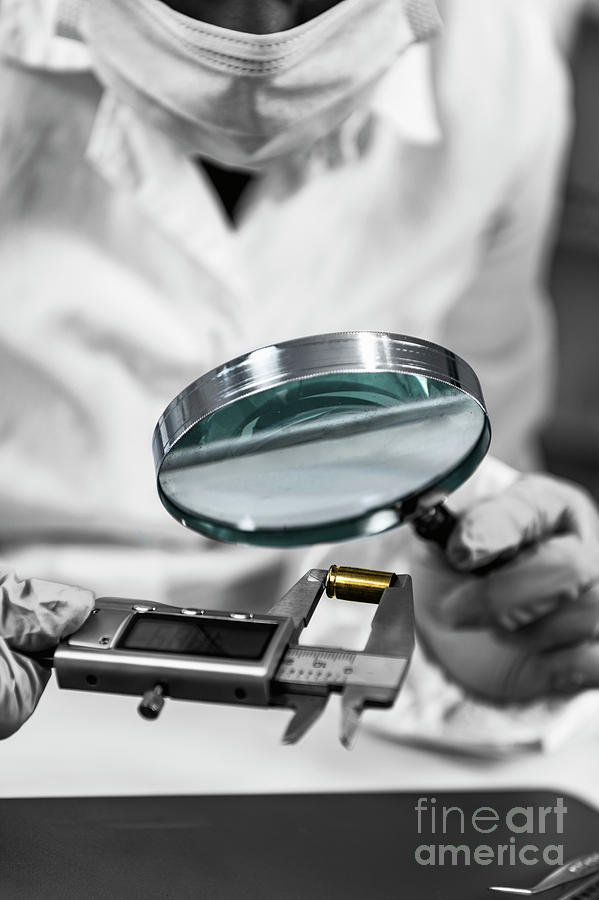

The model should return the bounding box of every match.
[412,504,457,550]
[414,504,518,576]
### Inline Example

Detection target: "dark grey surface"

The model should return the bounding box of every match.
[0,791,597,900]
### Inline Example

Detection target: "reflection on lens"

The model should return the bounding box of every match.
[159,372,487,539]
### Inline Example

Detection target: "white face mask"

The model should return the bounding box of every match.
[81,0,441,171]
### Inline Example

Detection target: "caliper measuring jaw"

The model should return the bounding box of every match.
[268,566,415,749]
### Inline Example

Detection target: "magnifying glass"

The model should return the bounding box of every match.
[153,332,491,548]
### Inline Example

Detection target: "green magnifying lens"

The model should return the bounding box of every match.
[152,332,491,547]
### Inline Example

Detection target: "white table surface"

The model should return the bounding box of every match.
[2,679,598,809]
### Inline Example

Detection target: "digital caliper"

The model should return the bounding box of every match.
[47,566,414,749]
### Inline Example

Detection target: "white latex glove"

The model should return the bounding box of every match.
[413,474,599,702]
[0,566,94,738]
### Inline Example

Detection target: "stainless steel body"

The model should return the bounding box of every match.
[55,602,293,707]
[52,567,415,747]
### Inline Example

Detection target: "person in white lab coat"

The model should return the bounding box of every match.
[1,0,598,746]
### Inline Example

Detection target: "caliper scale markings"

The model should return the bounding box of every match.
[275,647,357,687]
[275,646,406,691]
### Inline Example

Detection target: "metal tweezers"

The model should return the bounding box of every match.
[553,873,599,900]
[490,851,599,897]
[490,875,599,898]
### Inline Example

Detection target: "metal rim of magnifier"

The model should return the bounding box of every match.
[152,332,491,546]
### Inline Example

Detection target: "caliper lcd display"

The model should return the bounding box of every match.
[118,615,277,660]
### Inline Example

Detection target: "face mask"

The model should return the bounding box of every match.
[81,0,441,171]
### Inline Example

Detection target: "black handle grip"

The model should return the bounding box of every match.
[412,504,458,549]
[413,504,519,575]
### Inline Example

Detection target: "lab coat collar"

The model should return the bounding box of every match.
[82,43,442,230]
[82,38,442,203]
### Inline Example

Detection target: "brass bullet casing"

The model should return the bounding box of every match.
[325,566,394,604]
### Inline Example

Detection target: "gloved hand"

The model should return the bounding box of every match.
[413,474,599,702]
[0,567,93,738]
